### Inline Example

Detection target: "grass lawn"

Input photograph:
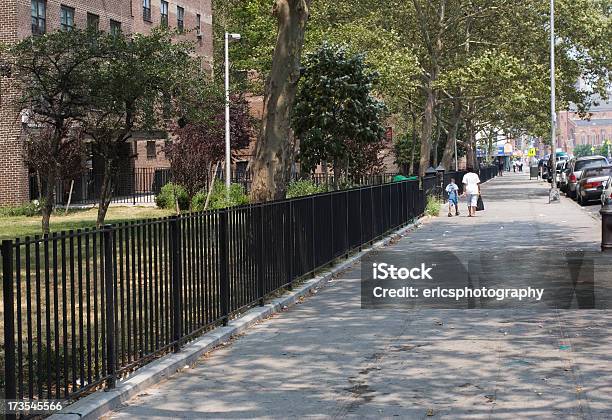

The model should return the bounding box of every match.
[0,206,175,241]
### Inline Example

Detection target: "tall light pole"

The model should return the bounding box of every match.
[225,32,241,198]
[549,0,560,203]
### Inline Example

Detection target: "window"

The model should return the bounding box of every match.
[110,20,122,36]
[87,13,99,30]
[31,0,46,35]
[196,14,201,35]
[60,5,75,31]
[146,141,157,159]
[160,1,169,26]
[143,0,152,21]
[177,6,184,32]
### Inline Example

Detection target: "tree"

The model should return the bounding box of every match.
[9,29,102,233]
[167,93,253,204]
[84,29,195,227]
[292,43,387,184]
[249,0,312,202]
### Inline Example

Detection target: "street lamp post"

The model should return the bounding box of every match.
[549,0,560,203]
[225,32,241,198]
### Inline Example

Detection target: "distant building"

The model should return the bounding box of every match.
[0,0,212,206]
[557,98,612,154]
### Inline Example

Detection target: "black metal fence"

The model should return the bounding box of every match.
[1,180,426,404]
[4,168,497,407]
[29,170,403,207]
[30,168,172,206]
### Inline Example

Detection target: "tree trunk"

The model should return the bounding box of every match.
[96,161,114,228]
[249,0,311,203]
[433,108,442,167]
[418,84,436,176]
[40,172,56,235]
[465,118,477,170]
[441,99,462,170]
[332,159,340,191]
[409,111,417,175]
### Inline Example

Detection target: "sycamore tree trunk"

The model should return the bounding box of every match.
[441,99,462,170]
[465,117,477,170]
[418,84,436,176]
[249,0,311,203]
[409,110,418,175]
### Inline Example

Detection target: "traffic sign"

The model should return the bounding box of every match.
[528,148,536,157]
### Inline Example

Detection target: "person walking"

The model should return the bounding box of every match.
[445,178,460,217]
[497,159,504,176]
[462,167,481,217]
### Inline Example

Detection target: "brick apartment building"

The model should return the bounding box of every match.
[0,0,212,206]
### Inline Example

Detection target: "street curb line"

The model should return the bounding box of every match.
[49,218,422,420]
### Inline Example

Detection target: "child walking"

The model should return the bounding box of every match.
[445,178,460,217]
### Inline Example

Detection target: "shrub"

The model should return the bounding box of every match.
[0,201,41,217]
[425,195,442,217]
[191,181,249,211]
[155,183,189,211]
[286,180,328,198]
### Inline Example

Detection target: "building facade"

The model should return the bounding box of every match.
[0,0,212,206]
[557,100,612,154]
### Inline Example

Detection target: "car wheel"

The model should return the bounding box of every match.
[578,194,586,206]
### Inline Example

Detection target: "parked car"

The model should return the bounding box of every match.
[540,154,550,180]
[558,161,571,192]
[565,155,609,199]
[547,153,570,183]
[576,165,612,206]
[601,176,612,206]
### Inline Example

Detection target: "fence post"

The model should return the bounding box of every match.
[257,206,265,304]
[169,216,182,352]
[219,210,230,325]
[311,196,316,272]
[359,189,363,251]
[102,226,116,389]
[287,201,294,288]
[2,241,16,411]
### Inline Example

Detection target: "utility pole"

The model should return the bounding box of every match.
[549,0,560,203]
[225,32,241,199]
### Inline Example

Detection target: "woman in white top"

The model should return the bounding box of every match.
[462,168,481,217]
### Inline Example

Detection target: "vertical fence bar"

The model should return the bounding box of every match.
[103,226,116,389]
[170,216,182,352]
[219,210,230,326]
[2,240,17,413]
[257,206,265,305]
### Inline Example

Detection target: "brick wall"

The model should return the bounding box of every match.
[0,0,29,205]
[0,0,212,206]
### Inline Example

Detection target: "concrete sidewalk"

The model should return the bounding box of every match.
[107,172,612,419]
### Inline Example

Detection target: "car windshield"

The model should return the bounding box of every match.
[575,158,607,171]
[583,167,612,178]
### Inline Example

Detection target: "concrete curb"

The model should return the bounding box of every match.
[50,218,422,420]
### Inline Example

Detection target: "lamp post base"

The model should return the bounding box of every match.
[549,188,560,203]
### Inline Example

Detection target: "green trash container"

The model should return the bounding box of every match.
[392,175,418,182]
[529,166,539,180]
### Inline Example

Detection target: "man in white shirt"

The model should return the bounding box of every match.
[462,168,481,217]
